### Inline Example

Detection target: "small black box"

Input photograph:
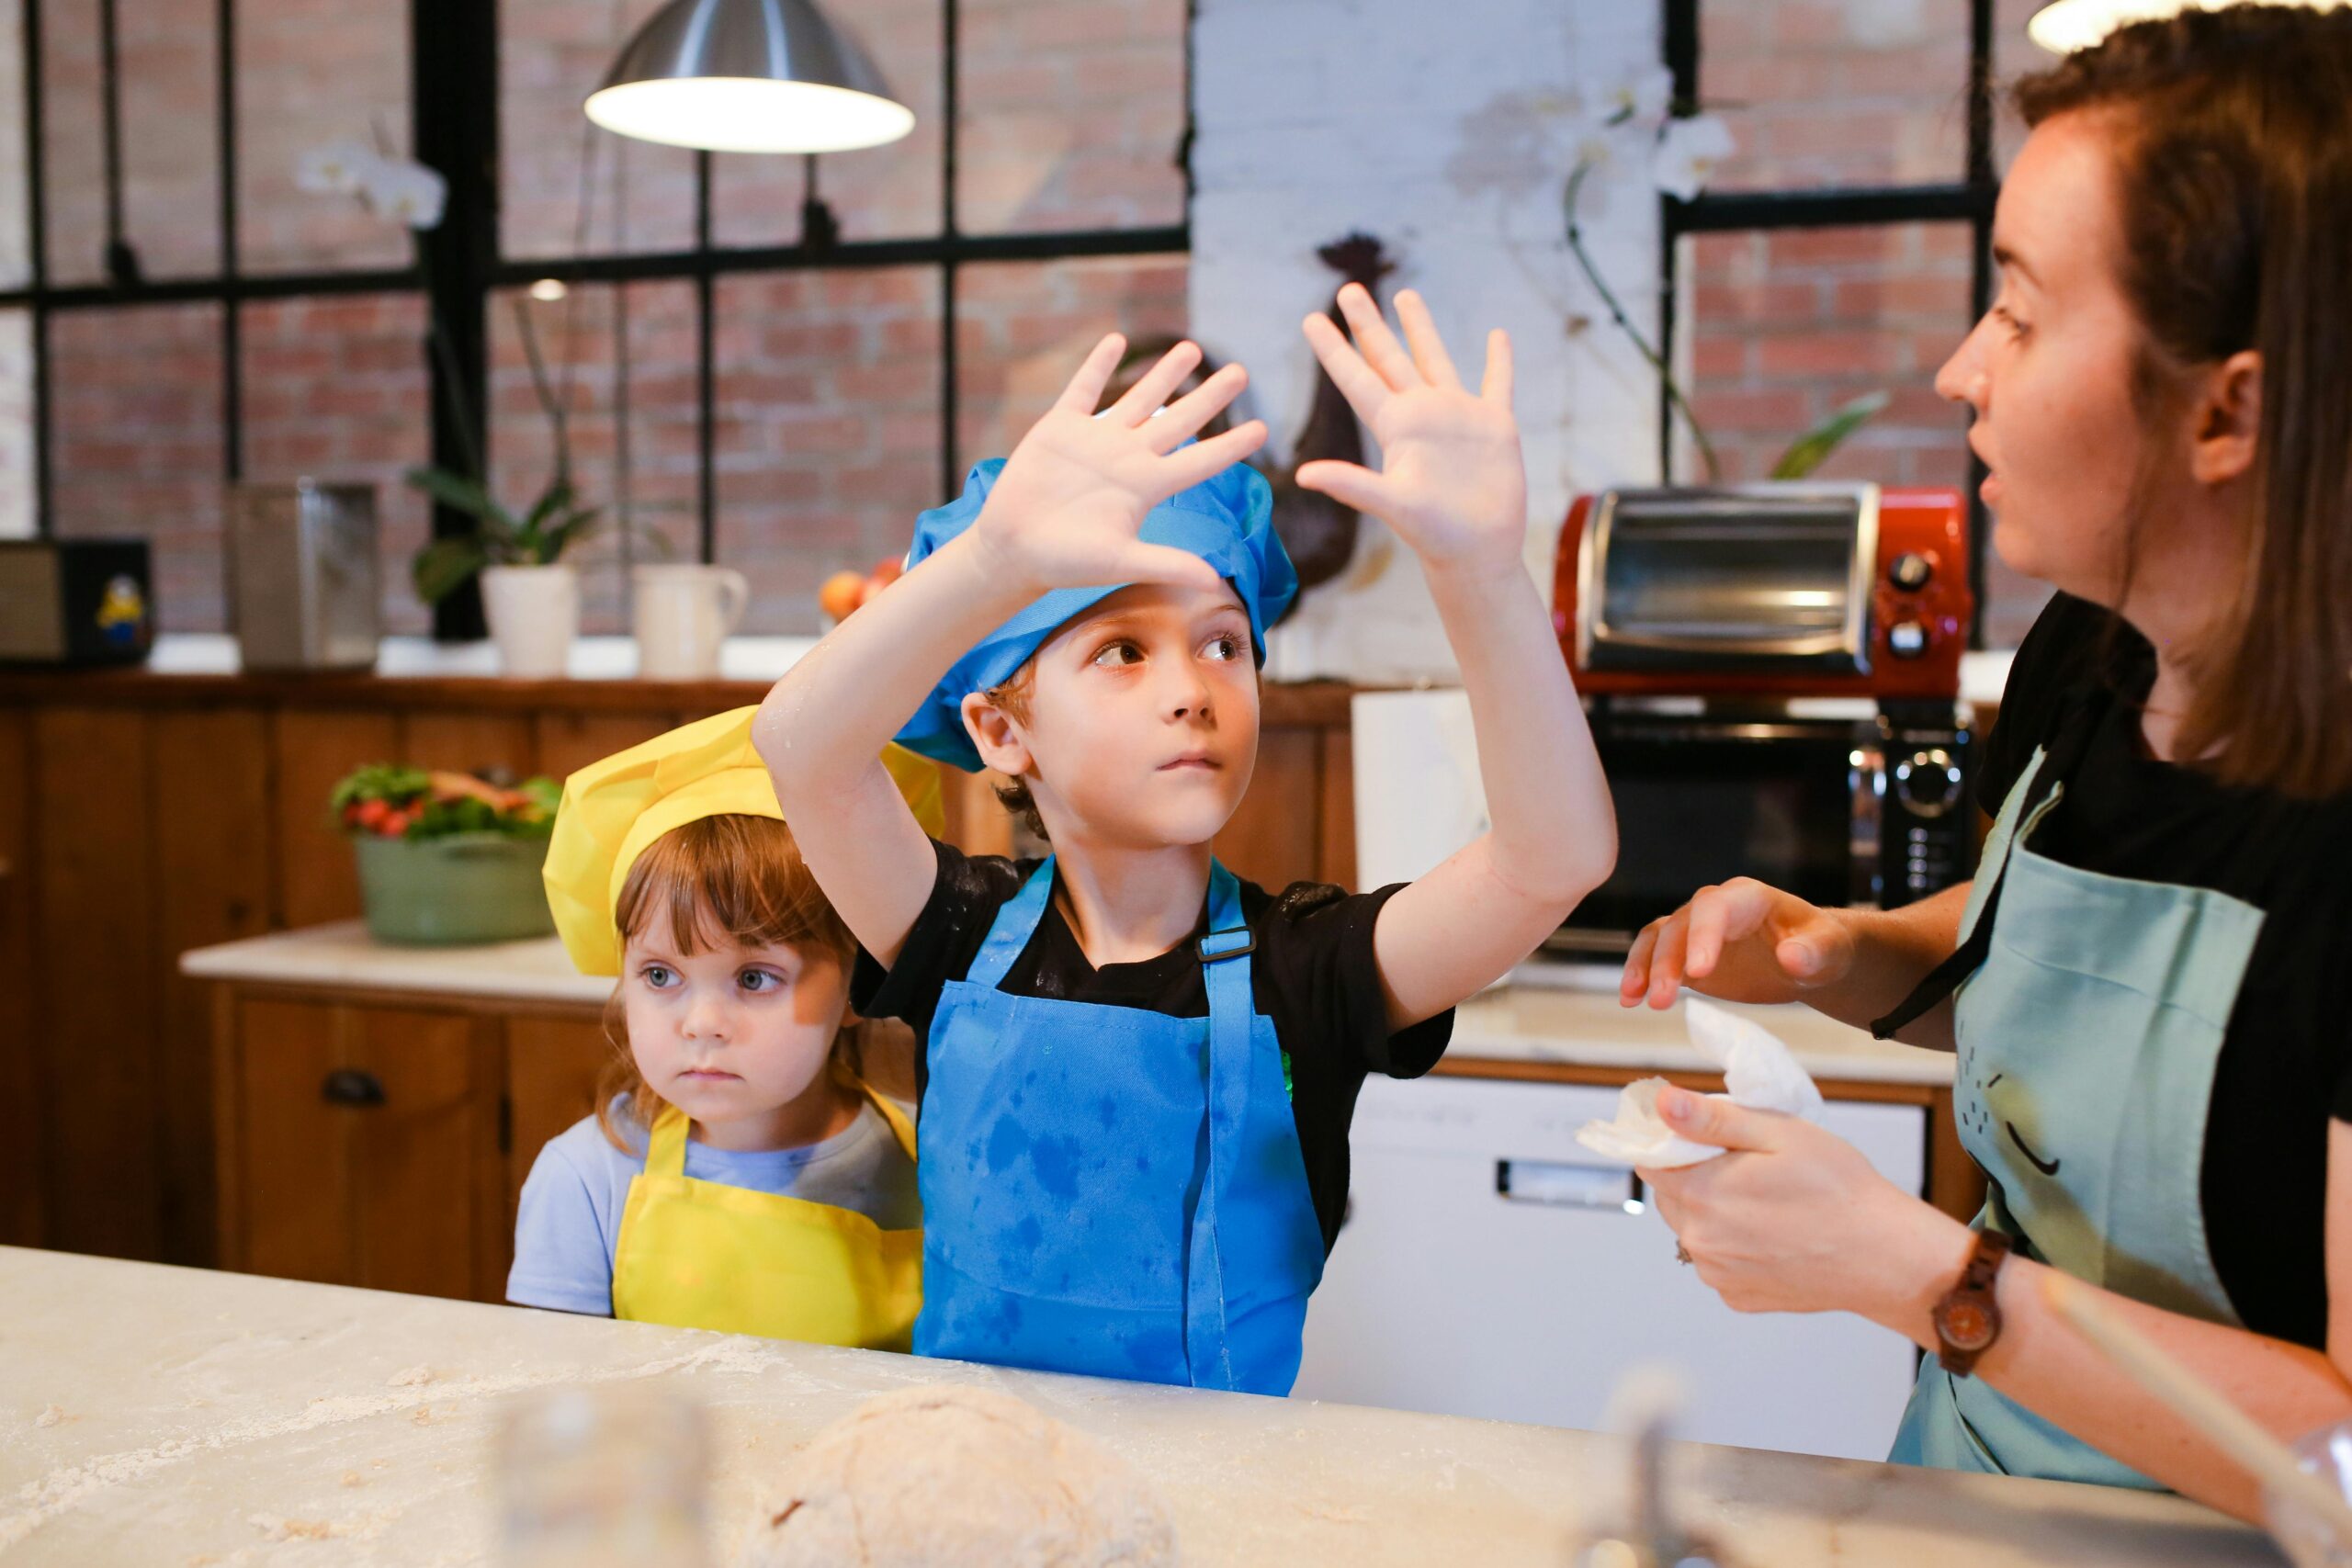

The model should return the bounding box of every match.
[0,538,155,666]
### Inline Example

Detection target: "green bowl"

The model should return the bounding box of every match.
[352,831,557,946]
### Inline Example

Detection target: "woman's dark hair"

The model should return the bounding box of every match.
[2013,5,2352,797]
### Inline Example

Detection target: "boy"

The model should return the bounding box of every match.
[755,285,1614,1393]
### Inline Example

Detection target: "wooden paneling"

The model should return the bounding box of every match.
[504,1014,617,1236]
[33,707,159,1258]
[1215,726,1323,892]
[532,711,682,784]
[0,710,42,1246]
[1317,726,1357,888]
[150,709,274,1266]
[232,997,351,1285]
[403,710,536,781]
[272,708,399,928]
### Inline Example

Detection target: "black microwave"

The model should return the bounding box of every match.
[1543,703,1974,955]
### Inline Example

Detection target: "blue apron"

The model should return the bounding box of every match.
[1881,732,2266,1487]
[912,856,1327,1393]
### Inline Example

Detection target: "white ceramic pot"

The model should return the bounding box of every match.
[479,563,580,679]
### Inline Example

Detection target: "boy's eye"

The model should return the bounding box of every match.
[1990,301,2029,341]
[1203,632,1243,661]
[1091,640,1143,667]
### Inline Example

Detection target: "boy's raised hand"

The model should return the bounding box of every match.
[971,333,1268,597]
[1297,285,1527,579]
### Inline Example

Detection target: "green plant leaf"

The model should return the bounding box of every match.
[411,536,489,604]
[1770,390,1891,481]
[403,465,517,536]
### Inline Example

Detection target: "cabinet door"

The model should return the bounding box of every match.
[1295,1074,1927,1462]
[230,996,498,1302]
[0,708,40,1246]
[504,1015,617,1234]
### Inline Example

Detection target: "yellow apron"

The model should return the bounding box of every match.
[609,1084,922,1349]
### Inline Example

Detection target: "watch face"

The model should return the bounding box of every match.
[1939,1299,1996,1352]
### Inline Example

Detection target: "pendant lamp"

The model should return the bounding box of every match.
[585,0,915,154]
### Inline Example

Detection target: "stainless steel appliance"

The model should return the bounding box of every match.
[229,479,379,671]
[0,538,153,666]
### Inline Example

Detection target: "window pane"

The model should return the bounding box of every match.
[236,0,412,274]
[713,267,941,633]
[955,254,1188,463]
[713,0,942,247]
[1993,0,2054,175]
[488,280,701,635]
[1701,0,1971,191]
[1678,221,2052,644]
[239,294,432,632]
[0,0,31,288]
[41,0,222,284]
[956,0,1187,234]
[0,310,32,536]
[502,0,697,260]
[50,303,226,629]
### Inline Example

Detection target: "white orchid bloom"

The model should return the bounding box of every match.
[1652,112,1736,202]
[1611,65,1676,130]
[359,158,448,231]
[294,141,382,197]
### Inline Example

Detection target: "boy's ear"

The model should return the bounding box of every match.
[959,692,1034,778]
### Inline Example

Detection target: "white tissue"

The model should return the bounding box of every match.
[1575,997,1826,1168]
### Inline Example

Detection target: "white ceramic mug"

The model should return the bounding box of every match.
[632,564,749,680]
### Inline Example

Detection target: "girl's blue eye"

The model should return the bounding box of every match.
[739,968,780,992]
[642,964,674,987]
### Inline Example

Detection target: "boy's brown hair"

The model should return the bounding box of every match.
[594,813,867,1150]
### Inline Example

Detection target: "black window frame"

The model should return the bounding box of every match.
[1659,0,2000,647]
[2,0,1194,638]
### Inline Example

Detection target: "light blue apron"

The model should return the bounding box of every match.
[1885,739,2267,1487]
[912,856,1327,1393]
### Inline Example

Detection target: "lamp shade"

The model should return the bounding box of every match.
[584,0,915,153]
[2030,0,2348,52]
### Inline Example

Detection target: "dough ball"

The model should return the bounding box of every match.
[742,1384,1179,1567]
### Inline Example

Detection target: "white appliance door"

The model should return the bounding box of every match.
[1295,1074,1928,1461]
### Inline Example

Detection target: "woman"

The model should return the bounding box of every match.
[1619,6,2352,1521]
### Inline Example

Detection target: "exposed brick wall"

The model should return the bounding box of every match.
[240,292,433,633]
[47,303,224,630]
[235,0,411,274]
[40,0,220,284]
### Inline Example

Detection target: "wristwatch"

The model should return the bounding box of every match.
[1931,1229,2013,1376]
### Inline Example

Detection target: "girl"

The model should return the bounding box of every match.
[510,707,942,1348]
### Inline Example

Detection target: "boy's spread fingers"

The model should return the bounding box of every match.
[1481,328,1515,405]
[1056,333,1127,415]
[1160,421,1268,487]
[1147,364,1249,452]
[1117,540,1226,593]
[1647,918,1690,1008]
[1622,923,1660,999]
[1393,290,1463,389]
[1301,313,1392,421]
[1110,340,1204,423]
[1294,459,1389,518]
[1335,283,1419,391]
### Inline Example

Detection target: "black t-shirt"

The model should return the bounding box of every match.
[1977,592,2352,1349]
[851,839,1456,1252]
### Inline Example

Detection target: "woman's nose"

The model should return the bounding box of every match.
[1934,319,1990,412]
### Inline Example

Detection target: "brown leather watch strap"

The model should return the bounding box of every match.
[1932,1229,2014,1376]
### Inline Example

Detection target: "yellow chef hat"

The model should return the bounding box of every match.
[543,705,945,977]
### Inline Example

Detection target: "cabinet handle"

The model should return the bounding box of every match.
[322,1068,387,1108]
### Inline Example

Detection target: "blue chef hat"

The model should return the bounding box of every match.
[892,455,1298,773]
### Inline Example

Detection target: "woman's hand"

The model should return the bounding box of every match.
[1296,284,1528,581]
[1621,877,1859,1010]
[1641,1086,1970,1337]
[970,334,1269,598]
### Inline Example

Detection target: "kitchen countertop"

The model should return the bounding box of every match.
[0,1247,2269,1565]
[183,923,1957,1088]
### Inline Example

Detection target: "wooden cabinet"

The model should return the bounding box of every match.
[211,982,608,1303]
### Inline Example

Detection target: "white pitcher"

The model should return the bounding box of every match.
[632,564,750,680]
